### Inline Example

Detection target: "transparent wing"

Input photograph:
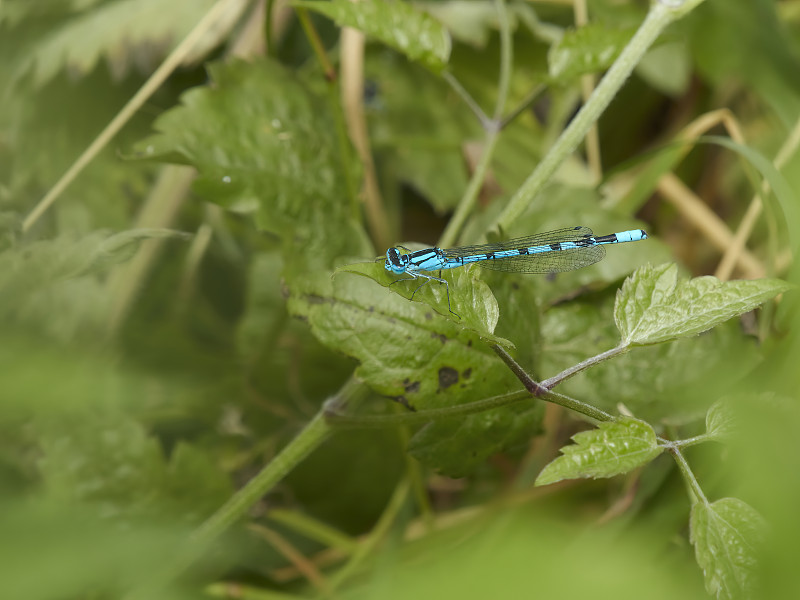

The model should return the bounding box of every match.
[442,227,593,257]
[472,245,605,273]
[441,227,604,274]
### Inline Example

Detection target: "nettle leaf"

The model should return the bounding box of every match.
[14,0,243,87]
[295,0,451,72]
[615,263,792,346]
[337,259,505,340]
[136,58,370,269]
[548,23,635,81]
[691,498,766,600]
[288,272,539,475]
[288,273,513,407]
[535,417,662,486]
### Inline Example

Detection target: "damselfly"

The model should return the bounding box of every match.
[384,227,647,316]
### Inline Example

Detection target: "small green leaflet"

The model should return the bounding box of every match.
[615,263,792,346]
[535,417,662,486]
[705,398,736,442]
[690,498,766,600]
[294,0,451,72]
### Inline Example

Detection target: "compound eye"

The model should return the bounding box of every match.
[388,248,401,267]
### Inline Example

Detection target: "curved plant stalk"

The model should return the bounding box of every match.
[438,0,513,248]
[491,0,707,234]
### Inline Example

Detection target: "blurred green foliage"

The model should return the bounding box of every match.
[1,0,799,598]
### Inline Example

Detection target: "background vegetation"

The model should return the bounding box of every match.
[1,0,799,598]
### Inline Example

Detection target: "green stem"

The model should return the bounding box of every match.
[267,509,358,553]
[668,445,708,506]
[491,0,680,232]
[663,432,717,450]
[492,344,614,422]
[189,411,331,547]
[438,126,502,248]
[296,8,360,221]
[327,82,362,222]
[443,71,489,127]
[500,84,545,130]
[438,0,514,247]
[323,478,411,594]
[541,345,629,389]
[296,7,336,81]
[492,0,512,121]
[126,379,369,599]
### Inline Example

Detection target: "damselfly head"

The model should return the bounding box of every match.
[385,247,409,274]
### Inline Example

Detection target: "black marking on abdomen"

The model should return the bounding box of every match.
[549,243,562,251]
[485,252,496,259]
[518,247,529,255]
[593,234,618,244]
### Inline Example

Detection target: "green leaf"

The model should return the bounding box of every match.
[136,58,370,271]
[691,498,766,600]
[295,0,451,72]
[548,23,635,81]
[287,270,535,475]
[615,263,792,346]
[12,0,241,87]
[408,403,543,477]
[706,399,736,442]
[636,40,691,97]
[288,272,515,408]
[417,1,501,47]
[535,417,662,486]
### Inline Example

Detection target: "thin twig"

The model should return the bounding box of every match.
[442,71,491,128]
